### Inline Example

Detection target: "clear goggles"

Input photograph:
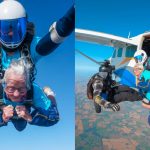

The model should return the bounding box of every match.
[0,17,27,48]
[5,86,27,95]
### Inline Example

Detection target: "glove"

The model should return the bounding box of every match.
[94,95,103,105]
[104,102,120,112]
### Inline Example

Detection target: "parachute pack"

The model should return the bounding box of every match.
[87,73,99,100]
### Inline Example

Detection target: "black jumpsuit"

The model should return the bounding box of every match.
[90,73,142,104]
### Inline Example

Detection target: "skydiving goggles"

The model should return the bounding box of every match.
[3,82,27,95]
[0,17,27,49]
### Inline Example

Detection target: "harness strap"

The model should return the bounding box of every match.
[20,43,36,82]
[0,47,4,79]
[19,21,36,82]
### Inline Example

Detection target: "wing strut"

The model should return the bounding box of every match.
[75,49,101,66]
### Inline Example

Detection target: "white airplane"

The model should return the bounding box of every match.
[75,28,150,87]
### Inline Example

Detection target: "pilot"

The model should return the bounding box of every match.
[87,61,120,113]
[0,59,59,131]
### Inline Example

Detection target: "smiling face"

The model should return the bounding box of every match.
[4,73,27,102]
[133,65,144,78]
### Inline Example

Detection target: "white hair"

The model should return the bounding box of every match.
[3,58,32,90]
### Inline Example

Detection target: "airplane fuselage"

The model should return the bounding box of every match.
[75,29,150,88]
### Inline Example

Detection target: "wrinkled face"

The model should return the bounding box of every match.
[4,74,27,102]
[133,67,143,77]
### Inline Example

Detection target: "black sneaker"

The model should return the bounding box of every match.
[94,100,101,113]
[104,102,120,112]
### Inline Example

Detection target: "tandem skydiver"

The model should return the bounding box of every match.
[0,0,74,128]
[87,60,143,113]
[0,59,59,131]
[87,60,120,113]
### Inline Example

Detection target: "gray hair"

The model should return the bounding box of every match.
[3,58,32,90]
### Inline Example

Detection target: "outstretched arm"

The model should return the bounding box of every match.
[36,5,75,56]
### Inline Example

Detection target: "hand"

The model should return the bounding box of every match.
[43,87,57,105]
[43,86,55,97]
[15,106,32,122]
[142,98,150,105]
[104,102,120,112]
[142,102,150,109]
[2,105,14,122]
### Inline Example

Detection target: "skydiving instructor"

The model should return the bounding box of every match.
[0,0,75,65]
[0,0,75,129]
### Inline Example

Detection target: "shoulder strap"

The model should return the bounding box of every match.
[20,21,36,82]
[23,21,35,47]
[0,47,5,79]
[20,44,36,82]
[0,83,5,108]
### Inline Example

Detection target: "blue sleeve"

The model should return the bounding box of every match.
[0,111,7,127]
[30,36,42,63]
[56,5,75,37]
[35,5,75,56]
[29,105,59,126]
[32,83,51,110]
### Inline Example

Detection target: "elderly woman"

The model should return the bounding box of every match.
[0,59,59,131]
[133,63,150,107]
[133,63,150,125]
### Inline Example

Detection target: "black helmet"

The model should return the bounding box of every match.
[99,60,115,74]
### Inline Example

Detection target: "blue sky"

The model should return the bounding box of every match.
[0,0,74,150]
[76,0,150,73]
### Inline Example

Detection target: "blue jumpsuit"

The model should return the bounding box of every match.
[137,70,150,102]
[137,70,150,125]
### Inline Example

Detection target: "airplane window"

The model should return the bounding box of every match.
[126,46,136,57]
[117,48,123,57]
[142,38,150,57]
[112,49,116,58]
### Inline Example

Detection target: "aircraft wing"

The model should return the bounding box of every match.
[75,28,138,47]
